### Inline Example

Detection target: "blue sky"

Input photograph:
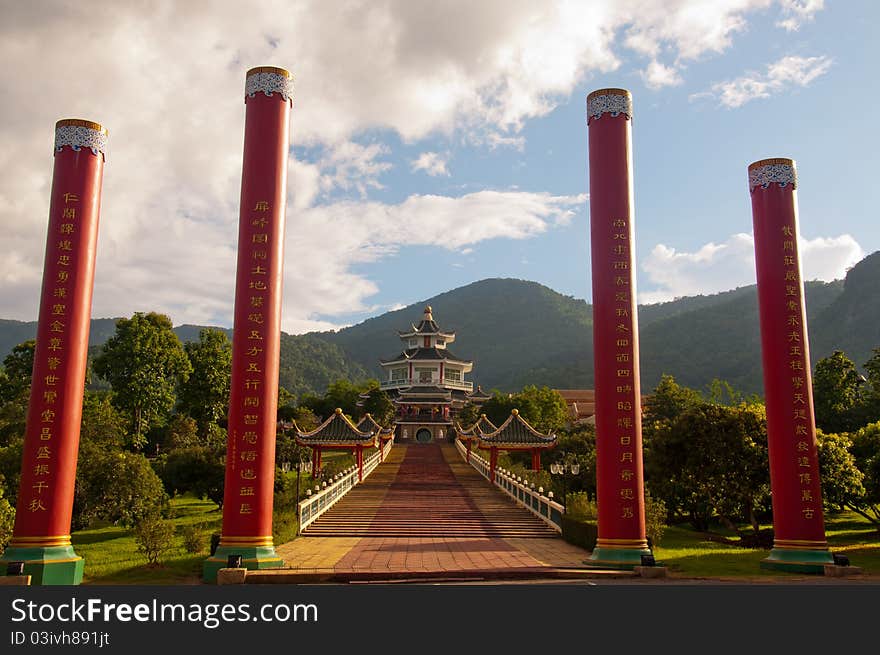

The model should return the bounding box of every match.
[0,1,875,333]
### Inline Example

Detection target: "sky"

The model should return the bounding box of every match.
[1,0,877,334]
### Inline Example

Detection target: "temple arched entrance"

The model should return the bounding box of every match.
[415,428,433,443]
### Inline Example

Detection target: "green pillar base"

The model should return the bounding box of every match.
[0,545,84,585]
[203,545,285,583]
[586,546,654,571]
[760,547,834,575]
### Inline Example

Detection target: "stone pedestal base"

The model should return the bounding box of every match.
[217,567,248,585]
[823,564,862,577]
[760,547,834,574]
[634,565,667,578]
[586,546,654,570]
[0,545,83,585]
[203,545,284,583]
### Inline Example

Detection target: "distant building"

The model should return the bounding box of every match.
[379,306,490,442]
[554,388,597,425]
[555,388,649,426]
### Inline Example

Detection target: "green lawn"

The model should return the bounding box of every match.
[653,511,880,579]
[74,495,222,585]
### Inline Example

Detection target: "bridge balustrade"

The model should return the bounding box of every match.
[454,439,563,532]
[298,437,395,532]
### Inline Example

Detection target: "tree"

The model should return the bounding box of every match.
[357,381,394,426]
[80,391,128,449]
[93,313,192,449]
[0,340,35,404]
[815,430,865,514]
[812,350,864,434]
[73,448,169,529]
[643,374,703,426]
[848,421,880,528]
[644,402,770,536]
[861,348,880,425]
[156,447,225,508]
[178,328,232,437]
[161,414,201,452]
[0,481,14,550]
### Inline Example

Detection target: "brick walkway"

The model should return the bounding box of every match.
[261,444,631,583]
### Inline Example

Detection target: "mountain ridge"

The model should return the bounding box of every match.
[2,251,877,396]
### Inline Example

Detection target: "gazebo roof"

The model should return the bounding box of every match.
[397,305,455,338]
[379,346,471,366]
[455,414,498,438]
[477,409,557,449]
[356,413,394,437]
[466,385,492,401]
[295,408,376,447]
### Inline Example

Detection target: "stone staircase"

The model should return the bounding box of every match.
[302,443,558,538]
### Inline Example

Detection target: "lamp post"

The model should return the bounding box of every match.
[550,454,580,510]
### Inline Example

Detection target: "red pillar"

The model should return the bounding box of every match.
[489,447,498,482]
[748,158,833,573]
[0,119,107,585]
[586,89,651,567]
[531,449,541,472]
[466,439,472,463]
[204,67,292,581]
[357,445,364,482]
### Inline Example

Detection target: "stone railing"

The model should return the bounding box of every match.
[454,439,563,532]
[298,438,394,532]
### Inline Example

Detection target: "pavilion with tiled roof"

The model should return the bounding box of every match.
[295,408,377,481]
[476,409,557,481]
[356,413,394,461]
[454,414,497,463]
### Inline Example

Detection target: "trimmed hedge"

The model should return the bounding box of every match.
[561,515,598,551]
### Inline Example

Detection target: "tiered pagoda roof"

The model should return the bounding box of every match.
[455,414,498,439]
[392,386,454,405]
[294,408,377,447]
[466,385,492,402]
[398,305,454,338]
[380,347,472,366]
[477,409,557,449]
[356,413,394,437]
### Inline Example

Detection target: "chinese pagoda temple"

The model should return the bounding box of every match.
[380,306,488,442]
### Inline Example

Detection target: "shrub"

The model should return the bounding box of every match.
[644,490,667,547]
[565,492,597,520]
[134,516,176,566]
[0,490,14,551]
[180,523,205,554]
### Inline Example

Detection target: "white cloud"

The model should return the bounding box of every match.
[640,60,684,89]
[0,1,829,332]
[776,0,824,31]
[411,152,450,177]
[693,54,832,107]
[282,190,585,331]
[639,232,864,304]
[317,141,392,197]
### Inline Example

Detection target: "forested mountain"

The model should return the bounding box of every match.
[2,251,877,397]
[323,275,848,394]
